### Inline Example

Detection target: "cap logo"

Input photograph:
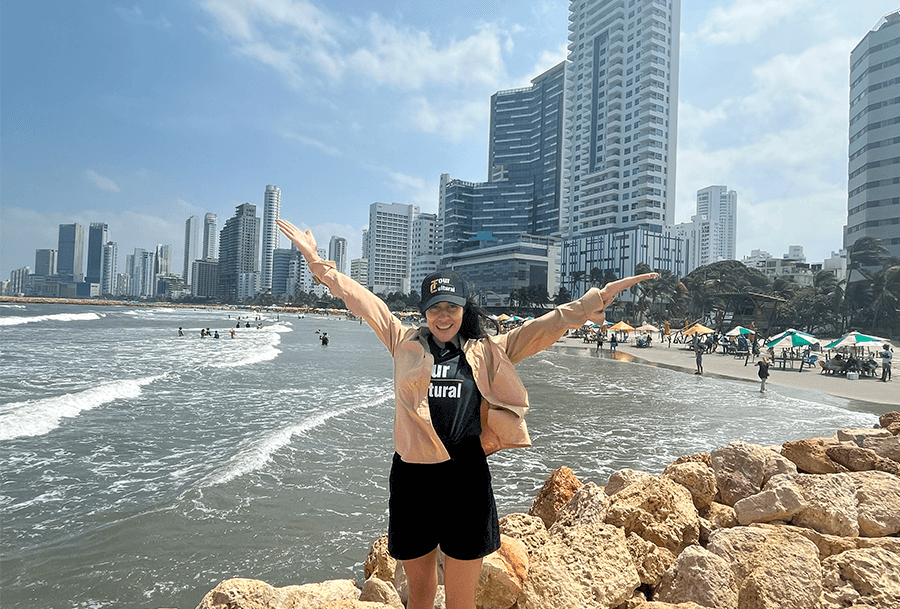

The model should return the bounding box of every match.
[429,278,456,294]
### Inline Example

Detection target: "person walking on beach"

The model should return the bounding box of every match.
[610,333,618,353]
[276,218,656,609]
[756,357,771,392]
[694,342,704,375]
[178,327,184,337]
[879,344,893,382]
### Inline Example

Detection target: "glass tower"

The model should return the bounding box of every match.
[261,185,282,292]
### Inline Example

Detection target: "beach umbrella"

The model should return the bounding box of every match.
[766,330,819,349]
[824,331,892,350]
[766,328,816,345]
[684,323,714,336]
[608,321,634,332]
[725,325,755,337]
[635,323,659,332]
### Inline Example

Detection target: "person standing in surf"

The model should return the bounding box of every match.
[277,218,657,609]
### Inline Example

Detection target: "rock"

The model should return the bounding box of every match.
[669,452,712,468]
[625,532,676,587]
[784,473,860,537]
[476,535,528,609]
[878,410,900,429]
[528,467,583,528]
[195,578,361,609]
[318,602,396,609]
[700,502,738,530]
[820,547,900,609]
[710,442,772,506]
[517,523,640,609]
[861,434,900,462]
[733,478,804,526]
[498,513,550,557]
[848,470,900,537]
[662,462,717,509]
[605,476,699,555]
[707,526,822,609]
[549,482,609,529]
[364,534,396,582]
[653,545,738,609]
[826,444,900,475]
[606,468,655,496]
[780,438,846,474]
[359,577,403,609]
[632,603,707,609]
[837,427,893,446]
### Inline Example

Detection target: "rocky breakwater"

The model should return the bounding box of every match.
[189,411,900,609]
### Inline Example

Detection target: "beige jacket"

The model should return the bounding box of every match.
[309,259,605,463]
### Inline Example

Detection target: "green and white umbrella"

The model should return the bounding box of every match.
[824,331,892,350]
[725,325,755,337]
[766,329,819,349]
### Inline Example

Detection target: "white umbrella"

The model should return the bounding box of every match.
[824,331,891,350]
[766,330,819,349]
[725,325,755,337]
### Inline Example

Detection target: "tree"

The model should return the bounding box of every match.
[554,286,573,305]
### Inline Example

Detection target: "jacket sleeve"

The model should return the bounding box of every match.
[308,259,408,356]
[497,287,605,364]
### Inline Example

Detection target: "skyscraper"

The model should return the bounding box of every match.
[86,222,108,284]
[696,185,737,263]
[366,202,418,293]
[558,0,684,284]
[261,185,282,293]
[845,10,900,259]
[183,216,201,285]
[155,244,172,277]
[101,241,118,295]
[34,249,58,276]
[57,223,85,282]
[218,203,260,302]
[328,236,348,275]
[203,213,218,260]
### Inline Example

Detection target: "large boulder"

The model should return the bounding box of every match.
[359,577,403,609]
[476,535,528,609]
[626,532,677,587]
[780,438,846,474]
[195,578,364,609]
[550,482,609,529]
[836,427,893,445]
[498,513,550,557]
[710,442,794,506]
[733,478,804,526]
[826,444,900,475]
[848,470,900,537]
[516,523,640,609]
[878,411,900,435]
[820,547,900,609]
[364,534,396,582]
[528,467,583,528]
[706,526,822,609]
[653,545,738,609]
[632,603,707,609]
[606,468,655,496]
[861,434,900,462]
[605,476,700,555]
[662,461,717,509]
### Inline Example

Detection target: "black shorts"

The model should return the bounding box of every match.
[388,436,500,561]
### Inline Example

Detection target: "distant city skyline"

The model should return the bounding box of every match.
[3,1,899,279]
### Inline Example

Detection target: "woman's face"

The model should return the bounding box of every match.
[425,301,464,345]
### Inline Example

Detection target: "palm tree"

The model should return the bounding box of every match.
[846,236,890,284]
[871,263,900,335]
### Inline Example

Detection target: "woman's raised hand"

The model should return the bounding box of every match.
[276,219,319,263]
[593,272,659,317]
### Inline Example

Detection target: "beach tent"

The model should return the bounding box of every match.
[684,323,714,336]
[608,321,635,332]
[824,331,892,350]
[766,329,819,349]
[725,325,755,337]
[635,323,659,332]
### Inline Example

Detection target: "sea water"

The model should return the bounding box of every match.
[0,303,885,609]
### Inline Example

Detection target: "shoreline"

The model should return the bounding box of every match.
[551,335,898,407]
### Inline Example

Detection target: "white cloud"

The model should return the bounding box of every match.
[405,97,488,142]
[383,171,439,212]
[284,132,342,156]
[114,5,172,29]
[696,0,816,45]
[85,170,121,192]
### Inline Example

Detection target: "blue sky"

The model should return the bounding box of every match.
[2,0,898,280]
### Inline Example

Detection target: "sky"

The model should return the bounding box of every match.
[2,0,898,280]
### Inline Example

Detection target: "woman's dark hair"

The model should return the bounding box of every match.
[458,299,499,340]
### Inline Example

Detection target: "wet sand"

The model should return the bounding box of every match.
[552,335,898,407]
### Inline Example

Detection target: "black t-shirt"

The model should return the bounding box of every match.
[427,335,482,448]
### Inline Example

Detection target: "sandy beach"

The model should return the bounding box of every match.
[552,335,898,407]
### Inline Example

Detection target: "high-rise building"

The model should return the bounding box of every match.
[191,259,219,299]
[261,185,282,292]
[328,236,348,275]
[410,213,440,294]
[86,222,108,284]
[273,247,300,297]
[349,258,368,285]
[558,0,683,285]
[696,185,737,263]
[57,223,85,282]
[366,202,418,293]
[101,241,118,295]
[203,213,219,260]
[183,216,201,285]
[845,10,900,260]
[34,249,58,276]
[154,244,172,277]
[218,203,260,302]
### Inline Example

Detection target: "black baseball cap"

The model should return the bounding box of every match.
[419,270,469,313]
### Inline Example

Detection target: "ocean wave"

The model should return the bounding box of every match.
[0,312,102,327]
[202,391,393,486]
[0,375,164,441]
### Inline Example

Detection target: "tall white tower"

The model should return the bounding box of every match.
[183,215,200,285]
[261,185,282,293]
[328,235,348,275]
[696,185,737,263]
[366,202,418,294]
[203,213,218,260]
[561,0,681,238]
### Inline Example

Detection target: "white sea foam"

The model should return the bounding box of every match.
[203,391,392,486]
[0,375,164,441]
[0,312,102,327]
